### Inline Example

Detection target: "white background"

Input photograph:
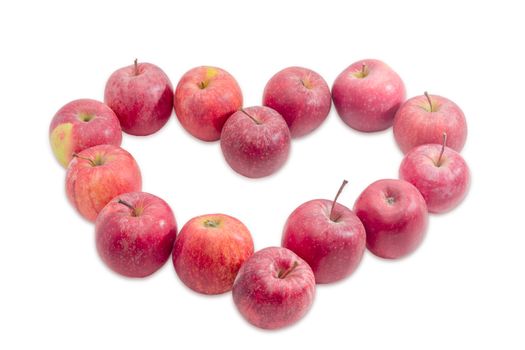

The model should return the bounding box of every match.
[1,1,523,349]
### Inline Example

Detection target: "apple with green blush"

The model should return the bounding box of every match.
[49,99,122,167]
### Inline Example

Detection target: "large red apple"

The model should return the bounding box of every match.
[232,246,316,330]
[262,66,331,138]
[66,145,142,222]
[332,59,405,132]
[282,180,366,283]
[393,92,467,153]
[174,66,243,141]
[96,192,177,278]
[399,133,470,213]
[220,106,291,178]
[172,214,253,295]
[104,59,174,136]
[49,99,122,167]
[354,179,428,259]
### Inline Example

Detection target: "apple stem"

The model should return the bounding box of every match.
[118,199,135,211]
[361,63,367,75]
[134,58,139,75]
[437,132,447,167]
[72,153,96,167]
[240,108,261,125]
[424,91,434,112]
[330,180,348,221]
[278,261,299,279]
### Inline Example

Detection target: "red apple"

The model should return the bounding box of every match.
[172,214,254,295]
[354,179,428,259]
[282,180,366,283]
[174,66,243,141]
[49,99,122,167]
[332,59,406,132]
[104,59,174,136]
[232,246,315,330]
[262,66,331,138]
[220,106,291,178]
[393,92,468,153]
[66,145,142,222]
[95,192,177,278]
[399,133,470,213]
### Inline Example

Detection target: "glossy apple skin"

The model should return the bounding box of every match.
[399,144,470,213]
[172,214,254,295]
[66,145,142,222]
[95,192,177,278]
[174,66,243,141]
[262,66,331,138]
[354,179,428,259]
[232,247,315,330]
[332,59,405,132]
[393,94,467,153]
[282,199,366,283]
[220,106,291,178]
[49,99,122,167]
[104,62,173,136]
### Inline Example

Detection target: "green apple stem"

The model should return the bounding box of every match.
[437,132,448,167]
[134,58,139,75]
[330,180,348,221]
[72,153,96,167]
[424,91,434,112]
[241,108,261,125]
[278,261,299,279]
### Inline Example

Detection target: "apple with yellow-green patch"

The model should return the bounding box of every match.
[49,99,122,168]
[174,66,243,141]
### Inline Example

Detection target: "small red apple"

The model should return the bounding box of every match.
[66,145,142,222]
[49,99,122,167]
[354,179,428,259]
[174,66,243,141]
[399,133,470,213]
[220,106,291,178]
[262,66,331,138]
[393,92,468,153]
[172,214,254,295]
[104,59,174,136]
[332,59,406,132]
[282,180,366,283]
[96,192,177,278]
[232,246,316,330]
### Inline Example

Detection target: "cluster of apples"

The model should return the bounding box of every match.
[49,58,470,330]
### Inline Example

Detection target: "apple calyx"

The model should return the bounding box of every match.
[240,108,262,125]
[198,80,209,89]
[277,261,299,279]
[203,219,220,228]
[436,132,448,167]
[330,180,348,222]
[78,112,94,122]
[72,153,97,167]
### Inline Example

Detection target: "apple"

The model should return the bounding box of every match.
[49,99,122,168]
[95,192,177,278]
[282,180,366,283]
[332,59,406,132]
[399,133,470,213]
[354,179,428,259]
[172,214,254,294]
[220,106,291,178]
[232,246,315,330]
[262,66,331,138]
[174,66,243,141]
[104,59,173,136]
[66,144,142,222]
[393,92,468,153]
